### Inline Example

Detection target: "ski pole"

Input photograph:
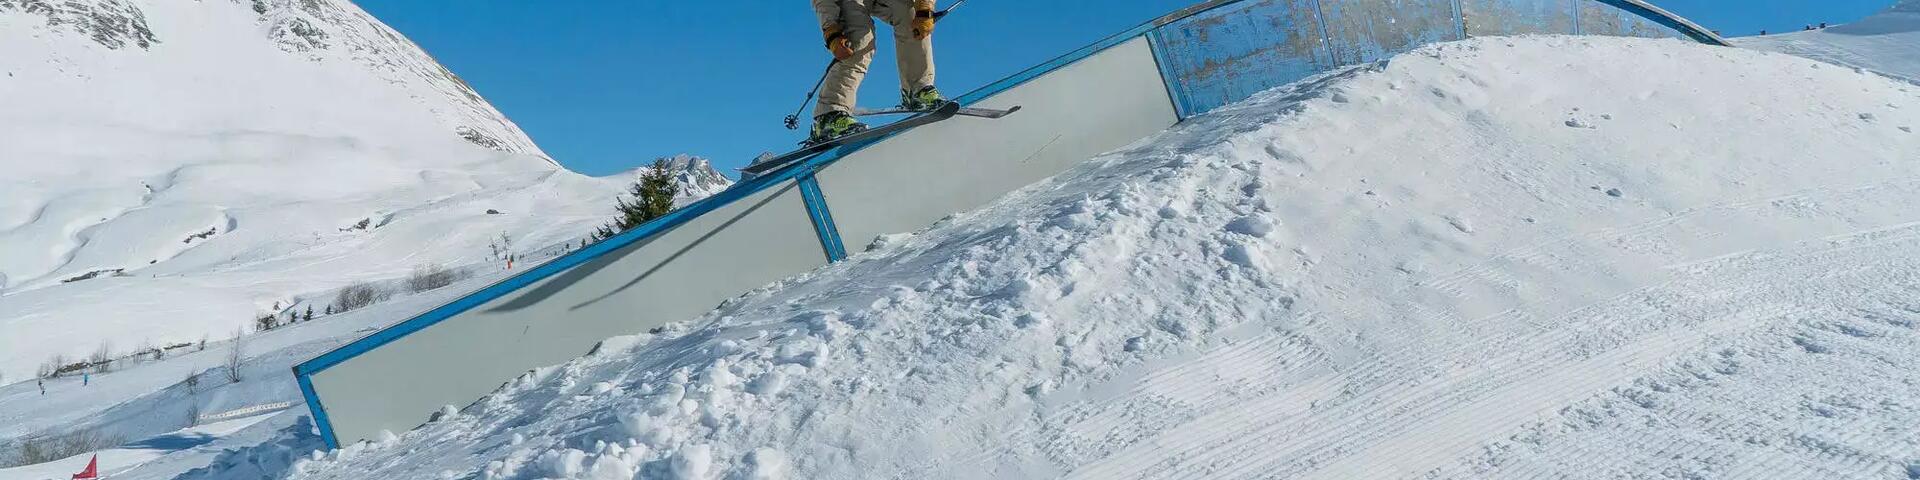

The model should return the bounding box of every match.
[934,0,967,19]
[782,0,969,130]
[783,63,835,130]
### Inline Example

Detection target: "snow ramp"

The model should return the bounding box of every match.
[293,0,1723,448]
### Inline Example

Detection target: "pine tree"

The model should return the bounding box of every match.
[304,305,314,322]
[593,158,682,240]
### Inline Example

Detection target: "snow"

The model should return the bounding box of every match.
[1736,0,1920,83]
[0,0,734,384]
[273,35,1920,479]
[0,268,518,470]
[0,411,284,480]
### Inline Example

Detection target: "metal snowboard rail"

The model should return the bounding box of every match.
[294,0,1724,448]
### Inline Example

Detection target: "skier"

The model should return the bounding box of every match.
[83,372,89,386]
[38,377,45,395]
[808,0,947,144]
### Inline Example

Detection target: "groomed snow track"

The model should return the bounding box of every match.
[293,0,1724,448]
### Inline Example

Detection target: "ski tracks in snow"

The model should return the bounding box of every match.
[928,179,1920,479]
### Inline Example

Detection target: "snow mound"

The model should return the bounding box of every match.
[1736,0,1920,82]
[295,35,1920,479]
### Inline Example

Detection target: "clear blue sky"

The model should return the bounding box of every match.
[355,0,1894,176]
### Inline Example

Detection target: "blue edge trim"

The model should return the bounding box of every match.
[797,176,848,262]
[293,0,1725,448]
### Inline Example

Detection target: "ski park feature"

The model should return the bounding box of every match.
[6,0,1920,478]
[289,0,1725,453]
[294,32,1920,480]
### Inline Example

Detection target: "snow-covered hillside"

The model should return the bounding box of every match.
[276,35,1920,479]
[0,0,732,384]
[1736,0,1920,82]
[0,266,518,479]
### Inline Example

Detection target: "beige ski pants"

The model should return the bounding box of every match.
[813,0,936,117]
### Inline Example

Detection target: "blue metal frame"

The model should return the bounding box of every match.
[1595,0,1727,45]
[1572,0,1583,35]
[1451,0,1468,39]
[295,370,337,448]
[797,175,848,262]
[290,149,828,447]
[293,10,1199,444]
[1145,29,1194,120]
[292,0,1727,449]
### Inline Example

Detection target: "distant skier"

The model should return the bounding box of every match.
[38,378,45,395]
[82,372,89,386]
[807,0,947,144]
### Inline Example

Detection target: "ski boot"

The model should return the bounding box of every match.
[899,85,947,111]
[807,111,868,145]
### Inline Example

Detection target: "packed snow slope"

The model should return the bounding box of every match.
[1737,0,1920,83]
[0,0,734,383]
[288,35,1920,479]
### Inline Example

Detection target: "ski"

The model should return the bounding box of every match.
[852,105,1021,119]
[743,101,963,176]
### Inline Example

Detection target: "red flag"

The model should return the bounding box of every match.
[71,454,98,479]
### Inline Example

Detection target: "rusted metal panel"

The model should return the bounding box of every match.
[1152,0,1334,116]
[1459,0,1575,36]
[1319,0,1464,65]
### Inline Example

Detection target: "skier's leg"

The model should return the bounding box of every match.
[814,0,878,118]
[878,0,938,107]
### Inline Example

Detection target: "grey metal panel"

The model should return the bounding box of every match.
[1319,0,1464,65]
[310,183,825,444]
[1152,0,1334,116]
[817,37,1178,251]
[1460,0,1576,36]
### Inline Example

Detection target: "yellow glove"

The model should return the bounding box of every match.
[824,26,855,60]
[912,8,935,40]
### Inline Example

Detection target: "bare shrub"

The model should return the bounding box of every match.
[331,282,389,313]
[225,329,246,383]
[87,342,113,373]
[406,263,466,293]
[37,354,66,379]
[3,429,121,467]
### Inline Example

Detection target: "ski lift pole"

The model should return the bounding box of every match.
[782,0,970,130]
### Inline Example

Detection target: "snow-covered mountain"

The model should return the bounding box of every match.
[624,154,736,207]
[0,0,727,384]
[0,0,546,158]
